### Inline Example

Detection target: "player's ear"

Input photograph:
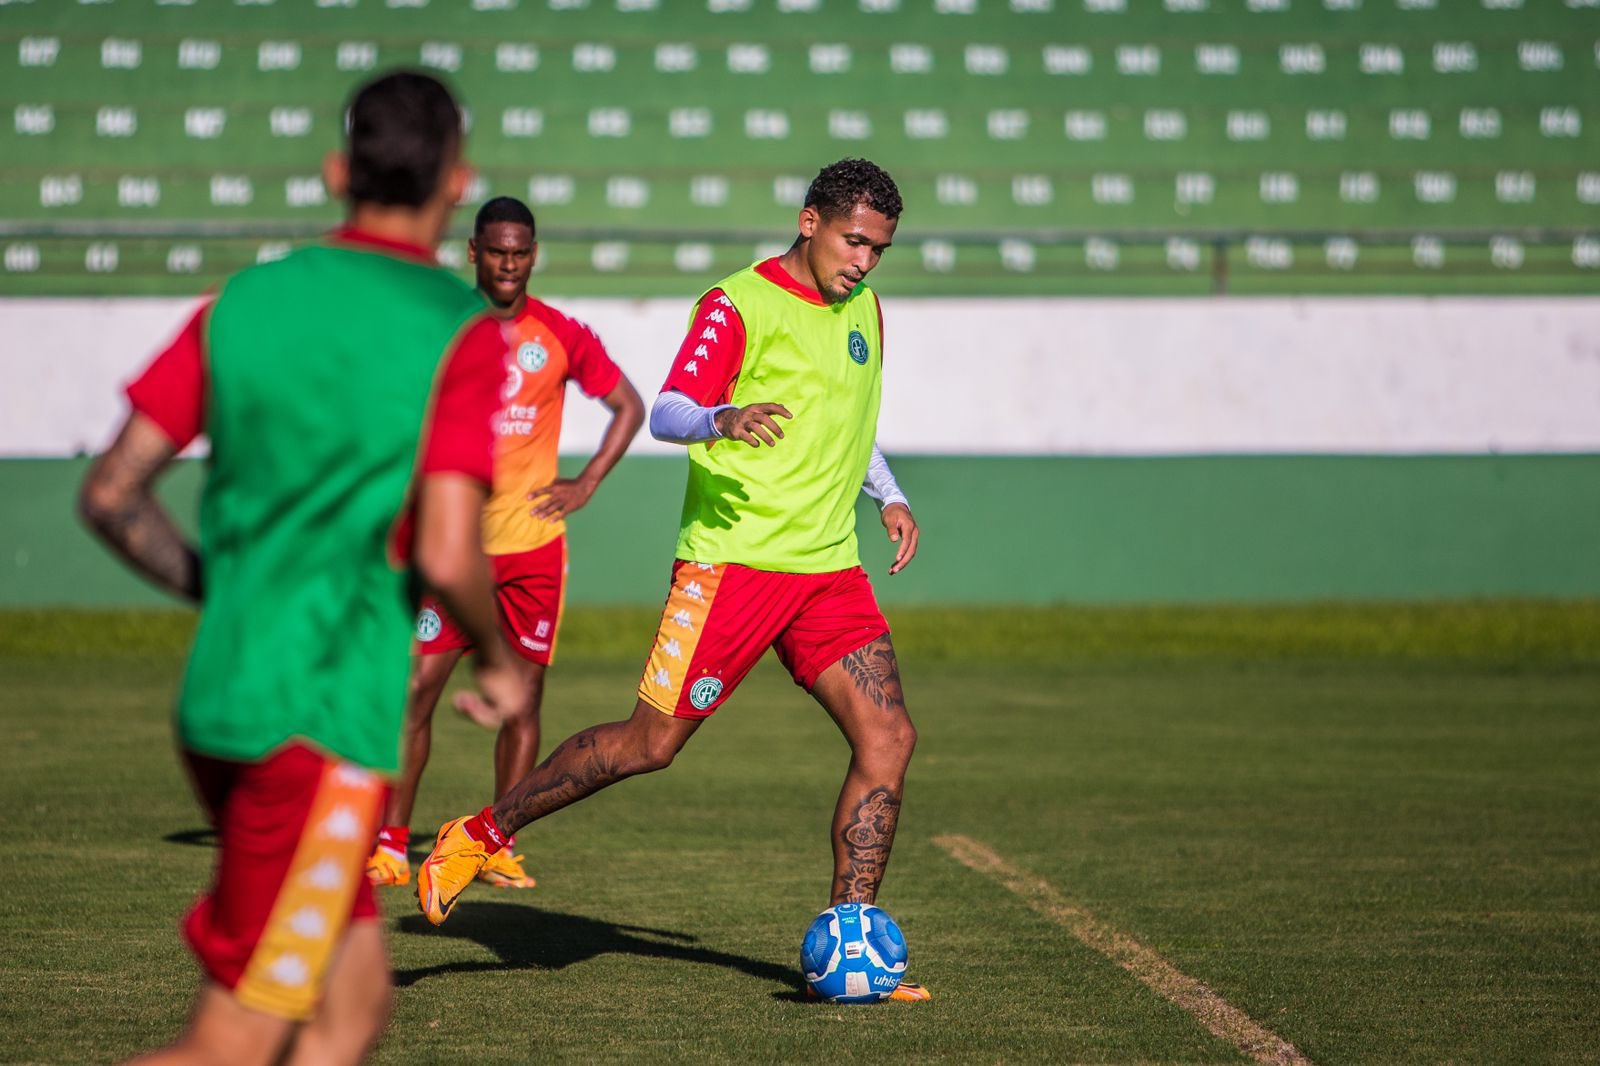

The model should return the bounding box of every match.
[529,242,539,270]
[444,163,473,207]
[467,236,479,265]
[322,151,349,199]
[797,205,819,240]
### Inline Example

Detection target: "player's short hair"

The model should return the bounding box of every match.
[344,71,462,208]
[474,196,537,239]
[804,159,903,221]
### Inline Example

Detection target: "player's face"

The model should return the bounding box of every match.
[801,202,897,304]
[470,222,536,308]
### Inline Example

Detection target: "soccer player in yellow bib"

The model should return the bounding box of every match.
[418,159,929,1001]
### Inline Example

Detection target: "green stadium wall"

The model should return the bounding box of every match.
[5,453,1597,606]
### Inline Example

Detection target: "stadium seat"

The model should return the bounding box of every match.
[2,0,1596,294]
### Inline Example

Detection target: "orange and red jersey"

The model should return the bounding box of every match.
[127,228,504,493]
[482,298,622,555]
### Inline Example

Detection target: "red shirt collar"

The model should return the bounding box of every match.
[754,257,828,306]
[328,225,436,263]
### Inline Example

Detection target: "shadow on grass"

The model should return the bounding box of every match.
[393,902,805,997]
[163,827,217,848]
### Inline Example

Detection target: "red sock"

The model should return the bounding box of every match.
[377,825,409,854]
[462,806,508,852]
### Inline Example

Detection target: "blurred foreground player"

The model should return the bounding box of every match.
[415,159,931,1000]
[365,196,643,890]
[79,72,525,1065]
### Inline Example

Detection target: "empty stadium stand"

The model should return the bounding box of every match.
[1,0,1597,294]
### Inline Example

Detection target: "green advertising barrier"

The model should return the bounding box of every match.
[5,453,1597,606]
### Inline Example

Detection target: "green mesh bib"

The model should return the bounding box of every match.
[675,265,882,573]
[178,241,486,772]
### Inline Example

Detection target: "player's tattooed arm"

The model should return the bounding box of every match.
[78,413,203,604]
[839,634,905,713]
[834,786,903,903]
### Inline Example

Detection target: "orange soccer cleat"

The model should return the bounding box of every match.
[478,847,537,888]
[416,816,493,925]
[364,845,410,887]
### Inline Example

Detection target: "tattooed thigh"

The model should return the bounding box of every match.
[838,634,905,712]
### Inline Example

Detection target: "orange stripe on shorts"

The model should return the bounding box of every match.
[638,561,723,714]
[233,761,384,1020]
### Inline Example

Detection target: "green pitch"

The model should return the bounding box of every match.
[2,605,1597,1065]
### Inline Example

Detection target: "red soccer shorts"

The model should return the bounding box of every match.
[636,561,889,719]
[414,535,567,666]
[181,742,388,1020]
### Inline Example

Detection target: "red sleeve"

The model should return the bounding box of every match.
[549,311,623,399]
[420,316,508,486]
[125,302,209,449]
[660,289,746,406]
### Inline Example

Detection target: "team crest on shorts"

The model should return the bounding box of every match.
[847,330,870,366]
[416,608,442,642]
[517,342,548,373]
[688,675,724,710]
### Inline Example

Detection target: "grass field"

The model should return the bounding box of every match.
[2,604,1597,1065]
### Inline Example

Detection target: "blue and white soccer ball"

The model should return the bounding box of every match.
[801,902,908,1003]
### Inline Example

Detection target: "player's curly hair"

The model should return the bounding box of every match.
[475,196,537,239]
[804,159,903,221]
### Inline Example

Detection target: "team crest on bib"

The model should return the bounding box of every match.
[517,342,548,373]
[847,330,870,366]
[416,608,442,642]
[688,676,724,710]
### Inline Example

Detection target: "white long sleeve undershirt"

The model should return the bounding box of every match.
[648,389,734,445]
[648,390,909,511]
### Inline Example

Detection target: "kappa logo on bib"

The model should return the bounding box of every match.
[688,676,724,710]
[847,330,870,366]
[517,342,548,373]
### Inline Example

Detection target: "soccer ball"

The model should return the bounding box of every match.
[800,902,908,1003]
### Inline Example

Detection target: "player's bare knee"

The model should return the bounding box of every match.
[405,677,442,718]
[861,717,917,769]
[501,703,540,730]
[634,730,682,772]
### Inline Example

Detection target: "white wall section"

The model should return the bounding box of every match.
[5,296,1599,457]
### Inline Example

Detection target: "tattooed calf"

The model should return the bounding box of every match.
[836,786,902,903]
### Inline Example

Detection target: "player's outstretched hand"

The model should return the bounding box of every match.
[453,648,531,729]
[881,502,920,575]
[528,475,597,520]
[715,402,793,447]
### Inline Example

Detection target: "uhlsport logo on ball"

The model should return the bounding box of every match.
[801,902,908,1003]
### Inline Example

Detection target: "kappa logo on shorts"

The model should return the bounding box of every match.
[847,329,870,366]
[416,608,442,642]
[517,342,548,373]
[688,676,723,710]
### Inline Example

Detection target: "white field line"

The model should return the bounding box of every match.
[932,834,1313,1066]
